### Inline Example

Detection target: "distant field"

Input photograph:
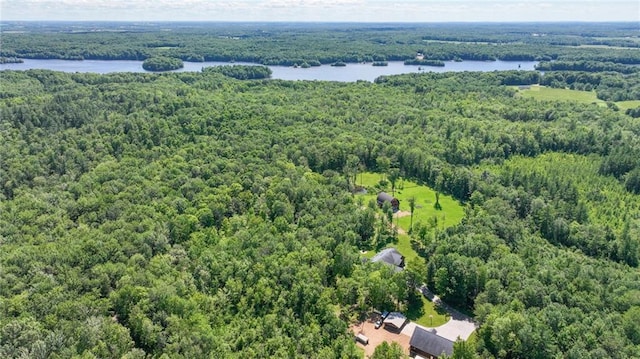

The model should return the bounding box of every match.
[422,39,493,45]
[574,44,636,50]
[617,100,640,111]
[516,85,606,106]
[517,85,640,112]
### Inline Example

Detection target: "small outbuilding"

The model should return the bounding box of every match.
[377,192,400,211]
[355,333,369,345]
[383,312,407,332]
[409,327,454,359]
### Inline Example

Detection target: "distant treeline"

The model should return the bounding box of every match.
[540,71,640,101]
[536,60,639,74]
[2,22,640,66]
[0,57,23,64]
[447,69,640,102]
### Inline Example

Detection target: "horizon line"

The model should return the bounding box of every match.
[2,20,638,24]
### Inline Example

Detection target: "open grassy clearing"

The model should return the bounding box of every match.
[516,85,606,106]
[356,171,464,262]
[617,100,640,111]
[517,86,640,113]
[355,172,463,327]
[405,293,449,327]
[357,172,464,232]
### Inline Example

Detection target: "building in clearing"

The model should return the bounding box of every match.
[409,327,454,359]
[377,192,400,211]
[371,248,405,272]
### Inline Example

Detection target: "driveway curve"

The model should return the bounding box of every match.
[401,286,478,342]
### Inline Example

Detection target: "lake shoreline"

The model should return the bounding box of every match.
[0,59,539,82]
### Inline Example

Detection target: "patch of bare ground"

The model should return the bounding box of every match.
[350,316,411,358]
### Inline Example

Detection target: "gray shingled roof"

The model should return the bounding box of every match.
[410,327,454,358]
[371,248,404,270]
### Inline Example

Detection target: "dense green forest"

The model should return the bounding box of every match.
[1,21,640,359]
[141,57,184,72]
[2,22,639,66]
[1,65,639,358]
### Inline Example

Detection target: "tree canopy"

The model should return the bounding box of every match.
[142,56,184,71]
[1,22,640,358]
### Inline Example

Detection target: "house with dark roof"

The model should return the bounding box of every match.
[409,327,454,359]
[377,192,400,211]
[371,248,405,272]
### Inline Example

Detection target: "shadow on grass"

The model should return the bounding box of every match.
[405,291,426,322]
[405,291,450,327]
[435,304,449,317]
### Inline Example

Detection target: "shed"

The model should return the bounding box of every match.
[371,248,405,272]
[377,192,400,211]
[383,312,407,332]
[409,327,454,359]
[355,333,369,345]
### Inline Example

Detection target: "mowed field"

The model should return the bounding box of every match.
[356,172,457,328]
[356,171,463,268]
[516,85,605,105]
[617,100,640,111]
[516,85,640,111]
[356,172,464,233]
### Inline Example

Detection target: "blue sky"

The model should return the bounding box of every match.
[1,0,638,22]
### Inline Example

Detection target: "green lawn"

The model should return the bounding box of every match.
[355,172,464,327]
[395,233,417,263]
[357,172,464,231]
[617,100,640,111]
[356,172,464,263]
[405,292,449,328]
[516,85,606,106]
[516,85,640,113]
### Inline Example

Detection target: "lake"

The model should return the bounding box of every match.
[0,59,538,82]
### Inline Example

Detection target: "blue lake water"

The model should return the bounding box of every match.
[0,59,538,82]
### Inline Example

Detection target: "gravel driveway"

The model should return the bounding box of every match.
[351,288,478,357]
[351,319,411,357]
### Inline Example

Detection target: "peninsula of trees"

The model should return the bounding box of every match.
[142,56,184,71]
